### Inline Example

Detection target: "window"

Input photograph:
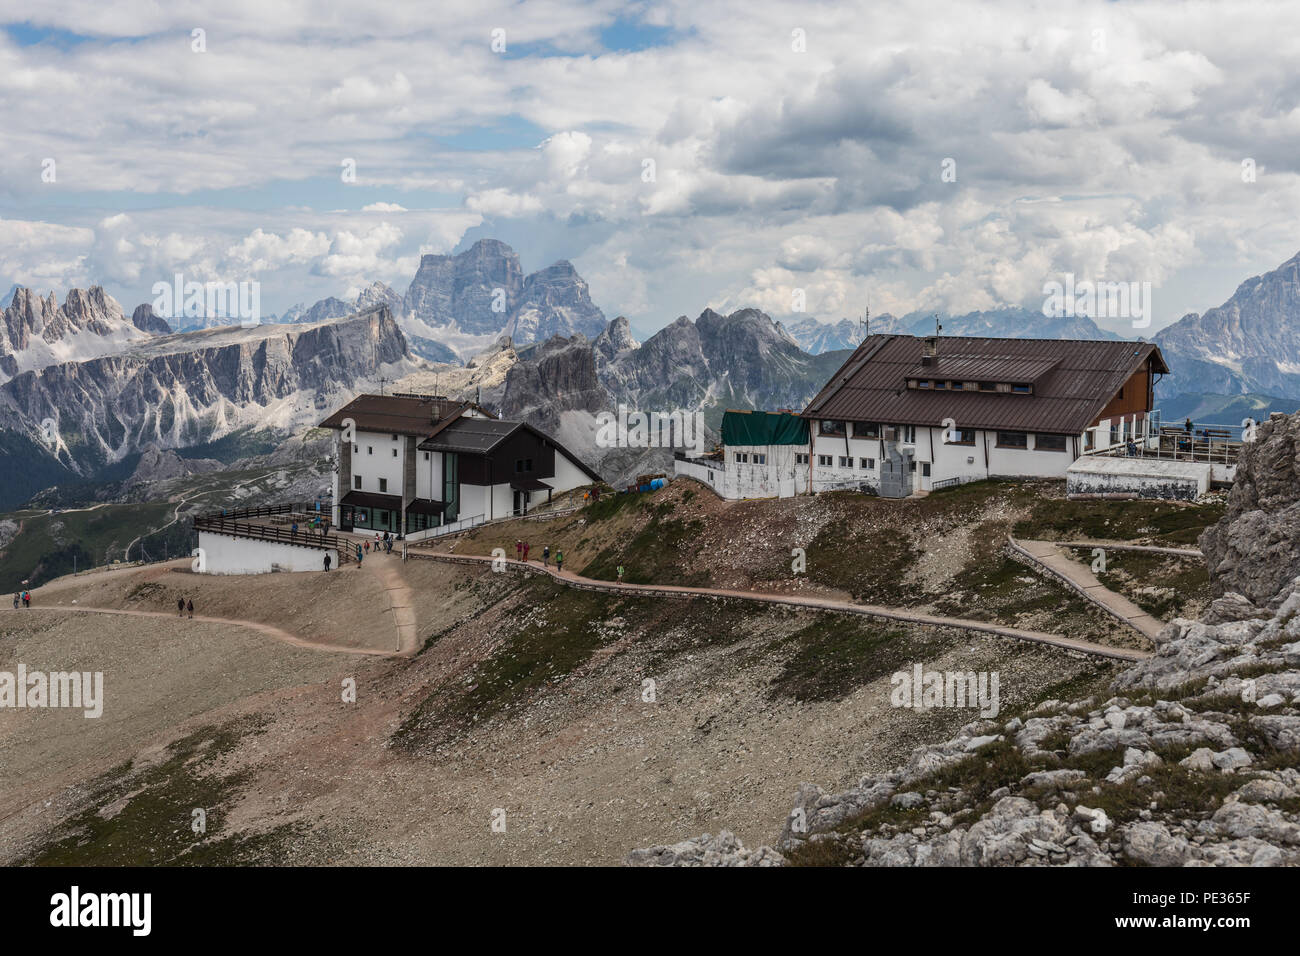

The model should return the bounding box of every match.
[858,422,881,439]
[817,455,833,467]
[839,456,852,468]
[860,457,875,470]
[392,448,398,457]
[515,458,534,472]
[379,478,388,493]
[996,431,1028,448]
[353,475,362,489]
[367,446,373,455]
[979,381,997,392]
[820,420,846,435]
[391,433,398,440]
[946,427,976,445]
[1036,434,1067,452]
[754,453,767,465]
[1085,430,1096,451]
[795,453,809,465]
[909,461,917,472]
[423,452,430,461]
[934,381,948,389]
[922,462,932,477]
[917,380,931,389]
[899,425,916,443]
[1011,384,1031,394]
[735,452,748,463]
[353,444,358,454]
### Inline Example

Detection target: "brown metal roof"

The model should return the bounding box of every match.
[803,335,1169,434]
[319,394,488,437]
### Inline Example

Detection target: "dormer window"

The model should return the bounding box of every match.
[820,420,846,435]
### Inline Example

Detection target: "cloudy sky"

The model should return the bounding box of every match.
[3,0,1299,337]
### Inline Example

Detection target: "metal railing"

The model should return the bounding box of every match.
[194,514,351,561]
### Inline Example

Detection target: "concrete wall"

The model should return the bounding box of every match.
[1066,458,1209,501]
[197,531,337,575]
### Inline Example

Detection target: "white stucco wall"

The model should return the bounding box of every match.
[348,429,406,497]
[197,531,338,575]
[415,448,444,500]
[549,451,592,496]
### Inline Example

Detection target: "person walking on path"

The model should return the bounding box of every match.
[555,551,564,573]
[515,539,522,561]
[22,590,30,608]
[291,520,298,537]
[324,553,332,571]
[12,593,19,610]
[356,543,363,566]
[177,597,185,617]
[617,565,625,581]
[542,545,550,567]
[186,599,194,619]
[523,541,530,563]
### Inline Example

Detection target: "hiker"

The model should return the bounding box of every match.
[542,545,550,567]
[364,540,370,554]
[23,590,30,608]
[177,597,185,617]
[12,593,18,610]
[324,553,332,572]
[617,565,625,581]
[523,541,530,563]
[186,599,194,619]
[1184,417,1194,434]
[515,539,522,561]
[356,543,363,565]
[555,551,564,573]
[583,490,589,504]
[291,520,298,537]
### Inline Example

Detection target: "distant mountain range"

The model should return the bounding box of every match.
[5,241,1300,504]
[782,307,1118,355]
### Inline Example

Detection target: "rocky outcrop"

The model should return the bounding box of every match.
[355,281,403,318]
[499,334,611,435]
[403,239,604,344]
[592,315,638,370]
[1201,412,1300,605]
[504,260,606,342]
[630,411,1300,866]
[125,444,222,487]
[1157,250,1300,400]
[0,306,416,484]
[131,304,172,335]
[626,831,784,867]
[1,286,145,381]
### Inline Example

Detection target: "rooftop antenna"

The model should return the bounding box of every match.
[859,297,870,344]
[377,376,389,396]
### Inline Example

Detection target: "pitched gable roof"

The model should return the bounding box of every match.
[803,335,1168,434]
[318,394,493,438]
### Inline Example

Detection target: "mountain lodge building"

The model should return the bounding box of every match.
[320,393,601,538]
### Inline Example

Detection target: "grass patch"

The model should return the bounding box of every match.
[768,615,946,703]
[20,718,298,866]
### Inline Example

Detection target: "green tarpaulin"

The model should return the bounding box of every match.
[721,410,809,447]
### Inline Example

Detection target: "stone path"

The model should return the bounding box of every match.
[360,550,418,655]
[1011,538,1166,640]
[407,551,1152,662]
